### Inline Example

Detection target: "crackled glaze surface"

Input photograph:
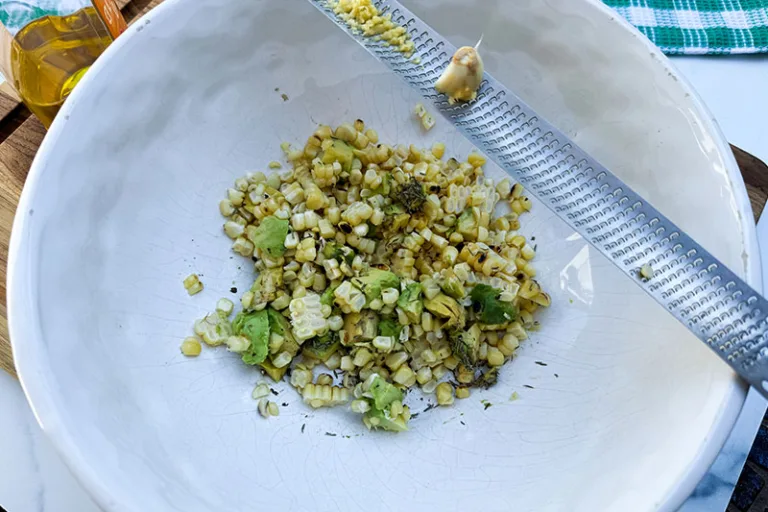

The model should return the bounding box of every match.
[7,0,761,511]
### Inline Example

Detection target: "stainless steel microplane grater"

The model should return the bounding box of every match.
[309,0,768,397]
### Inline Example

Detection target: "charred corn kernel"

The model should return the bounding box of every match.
[325,352,342,370]
[180,337,202,357]
[416,366,432,385]
[302,383,350,408]
[272,351,293,368]
[421,348,437,365]
[467,153,486,167]
[487,346,505,366]
[183,274,204,295]
[281,232,298,250]
[215,298,234,316]
[432,364,448,380]
[252,383,271,399]
[532,292,551,307]
[392,365,416,387]
[507,321,528,340]
[385,351,408,371]
[519,279,541,300]
[431,234,449,251]
[224,221,245,239]
[390,400,404,417]
[422,379,438,394]
[353,348,374,367]
[219,199,235,217]
[440,246,459,265]
[258,398,270,418]
[421,113,436,131]
[340,355,355,372]
[232,237,255,257]
[495,178,511,199]
[372,336,394,352]
[353,223,369,237]
[444,355,459,370]
[381,288,400,305]
[365,128,379,144]
[318,219,336,238]
[229,187,246,204]
[240,291,255,310]
[521,243,536,260]
[351,399,371,414]
[369,208,385,226]
[326,206,341,224]
[436,382,455,405]
[334,123,357,142]
[226,335,250,354]
[456,364,475,384]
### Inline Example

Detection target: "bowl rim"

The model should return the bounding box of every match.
[7,0,761,510]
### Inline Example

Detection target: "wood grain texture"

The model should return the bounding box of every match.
[0,0,765,377]
[0,116,45,377]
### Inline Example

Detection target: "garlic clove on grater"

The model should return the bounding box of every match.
[434,37,485,103]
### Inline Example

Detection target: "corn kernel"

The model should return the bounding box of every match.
[455,387,470,399]
[183,274,204,295]
[436,382,455,405]
[180,337,202,357]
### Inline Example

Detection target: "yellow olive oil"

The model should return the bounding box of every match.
[10,7,111,127]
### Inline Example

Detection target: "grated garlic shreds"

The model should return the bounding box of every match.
[327,0,416,56]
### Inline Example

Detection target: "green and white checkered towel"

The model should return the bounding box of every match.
[602,0,768,54]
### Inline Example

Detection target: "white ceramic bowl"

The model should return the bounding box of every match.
[8,0,761,510]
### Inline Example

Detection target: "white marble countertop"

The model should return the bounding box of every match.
[1,56,767,512]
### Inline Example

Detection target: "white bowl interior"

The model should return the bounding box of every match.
[9,1,758,511]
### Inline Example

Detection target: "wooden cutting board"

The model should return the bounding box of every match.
[0,0,767,378]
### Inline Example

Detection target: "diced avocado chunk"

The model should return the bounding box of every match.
[369,375,403,410]
[397,282,423,323]
[363,375,408,432]
[424,293,465,329]
[449,323,481,368]
[470,284,518,325]
[378,317,402,338]
[321,139,355,172]
[341,310,379,345]
[260,358,289,382]
[440,269,465,299]
[267,308,299,357]
[252,216,289,258]
[233,310,270,365]
[352,268,400,302]
[383,203,406,216]
[457,208,478,238]
[323,242,354,264]
[372,173,393,197]
[302,331,340,362]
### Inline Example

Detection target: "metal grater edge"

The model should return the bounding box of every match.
[309,0,768,397]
